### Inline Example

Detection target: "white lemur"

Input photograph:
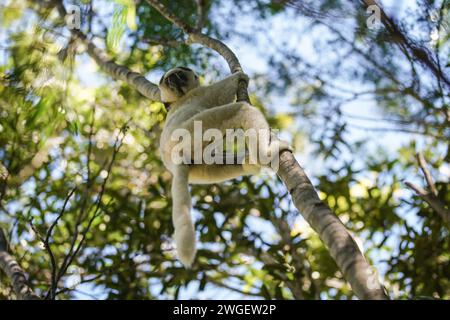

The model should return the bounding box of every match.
[159,66,291,267]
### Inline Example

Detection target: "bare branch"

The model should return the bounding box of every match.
[195,0,206,31]
[44,187,76,299]
[405,181,450,226]
[405,153,450,226]
[55,124,128,286]
[142,37,184,48]
[416,153,438,196]
[207,277,261,298]
[347,123,441,139]
[0,229,40,300]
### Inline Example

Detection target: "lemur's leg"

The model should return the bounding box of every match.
[171,165,196,268]
[189,160,260,184]
[181,102,291,169]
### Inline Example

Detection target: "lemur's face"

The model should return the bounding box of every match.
[159,67,200,103]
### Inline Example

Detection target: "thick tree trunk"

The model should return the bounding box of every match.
[49,0,389,300]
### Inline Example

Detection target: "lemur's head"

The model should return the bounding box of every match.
[159,67,200,105]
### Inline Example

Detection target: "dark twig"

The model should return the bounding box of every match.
[359,0,450,87]
[416,153,438,196]
[144,0,249,102]
[42,187,76,299]
[55,124,128,286]
[86,105,96,185]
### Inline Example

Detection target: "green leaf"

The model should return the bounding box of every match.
[126,4,137,31]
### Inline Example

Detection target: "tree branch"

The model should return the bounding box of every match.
[405,153,450,227]
[146,0,387,300]
[416,153,438,196]
[55,123,128,287]
[405,182,450,226]
[50,0,161,101]
[144,0,249,102]
[195,0,207,31]
[0,229,40,300]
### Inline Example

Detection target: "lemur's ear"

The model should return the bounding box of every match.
[177,66,193,72]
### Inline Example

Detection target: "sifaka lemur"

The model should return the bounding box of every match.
[158,67,291,267]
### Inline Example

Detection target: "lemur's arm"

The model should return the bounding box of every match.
[198,72,249,108]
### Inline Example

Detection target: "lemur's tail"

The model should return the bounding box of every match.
[171,166,196,268]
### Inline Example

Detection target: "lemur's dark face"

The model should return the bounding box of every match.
[159,67,200,103]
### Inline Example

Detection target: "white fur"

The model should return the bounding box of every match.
[159,68,290,267]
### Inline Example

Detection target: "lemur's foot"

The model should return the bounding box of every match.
[277,139,293,153]
[263,133,293,170]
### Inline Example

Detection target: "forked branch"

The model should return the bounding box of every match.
[0,229,40,300]
[50,0,161,101]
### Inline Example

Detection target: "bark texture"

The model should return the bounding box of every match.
[0,229,40,300]
[51,0,161,101]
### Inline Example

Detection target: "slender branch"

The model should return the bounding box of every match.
[208,277,261,297]
[44,187,76,299]
[86,105,95,186]
[0,229,40,300]
[144,0,249,102]
[405,182,450,226]
[55,274,103,296]
[142,36,183,47]
[348,123,441,138]
[324,23,436,110]
[360,0,450,87]
[55,124,127,285]
[416,153,438,195]
[276,151,387,299]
